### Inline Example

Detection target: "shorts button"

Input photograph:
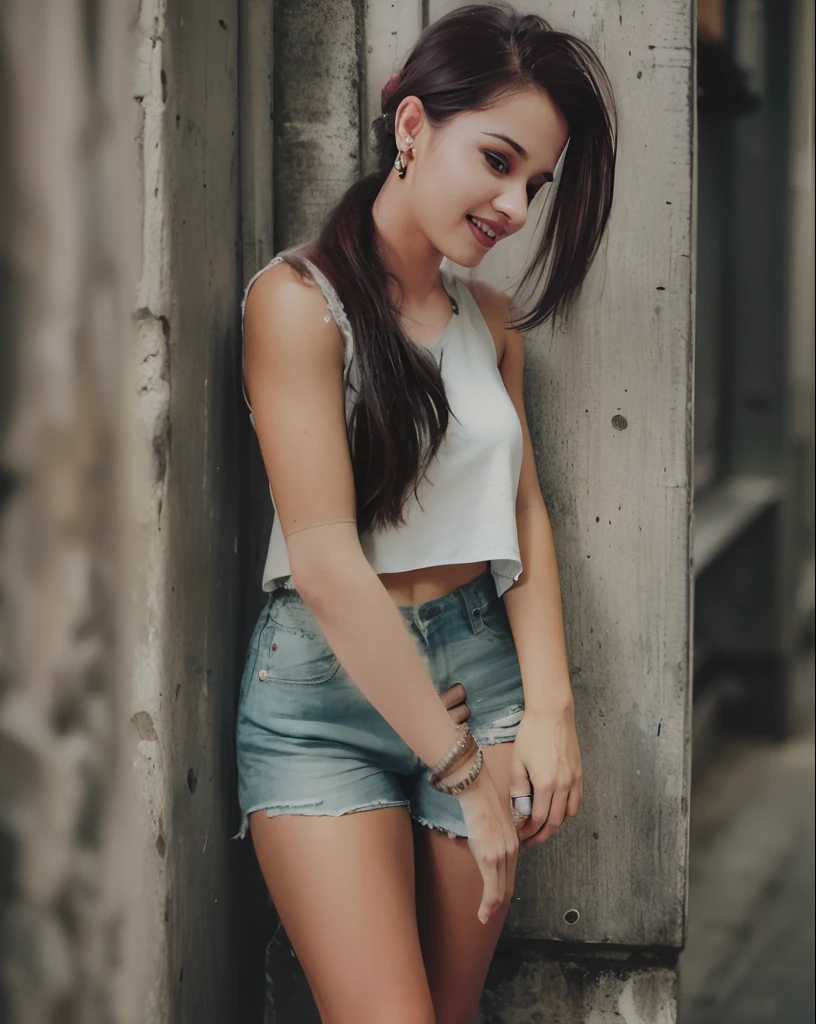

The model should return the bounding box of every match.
[258,669,268,681]
[271,643,278,651]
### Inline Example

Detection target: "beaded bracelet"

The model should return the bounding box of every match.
[437,733,478,782]
[428,723,473,785]
[428,747,484,796]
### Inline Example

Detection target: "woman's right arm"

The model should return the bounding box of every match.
[244,264,519,923]
[242,263,460,769]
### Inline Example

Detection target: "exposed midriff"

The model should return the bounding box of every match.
[378,560,490,608]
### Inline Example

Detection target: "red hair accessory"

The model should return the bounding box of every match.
[381,72,401,110]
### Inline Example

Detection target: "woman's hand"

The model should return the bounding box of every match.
[454,763,519,925]
[438,685,518,925]
[440,681,470,726]
[509,700,582,848]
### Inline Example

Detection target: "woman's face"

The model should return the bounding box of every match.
[396,87,569,267]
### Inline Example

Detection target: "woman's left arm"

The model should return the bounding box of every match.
[497,303,583,849]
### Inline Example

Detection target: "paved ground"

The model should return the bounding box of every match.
[678,648,815,1024]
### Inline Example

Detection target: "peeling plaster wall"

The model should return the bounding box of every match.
[132,1,243,1020]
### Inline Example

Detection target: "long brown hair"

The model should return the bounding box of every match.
[281,3,616,535]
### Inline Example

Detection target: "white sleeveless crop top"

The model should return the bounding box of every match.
[241,245,524,598]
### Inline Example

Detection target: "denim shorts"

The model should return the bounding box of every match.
[234,566,525,840]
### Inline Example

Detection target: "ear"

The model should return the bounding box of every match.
[394,96,425,144]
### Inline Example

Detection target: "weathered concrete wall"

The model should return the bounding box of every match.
[132,0,243,1020]
[480,953,678,1024]
[476,0,694,949]
[388,0,694,1018]
[0,1,145,1021]
[273,0,361,246]
[370,0,697,951]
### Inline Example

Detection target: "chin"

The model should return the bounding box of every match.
[456,251,485,269]
[428,222,483,269]
[440,241,483,269]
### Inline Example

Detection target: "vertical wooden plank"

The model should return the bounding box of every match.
[428,0,695,948]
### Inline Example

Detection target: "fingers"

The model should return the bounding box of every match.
[509,761,533,835]
[491,800,522,924]
[472,782,518,926]
[497,847,506,923]
[502,809,520,903]
[518,783,552,843]
[439,682,466,708]
[475,847,504,925]
[440,683,471,725]
[524,788,569,848]
[449,703,471,726]
[541,789,568,842]
[511,801,530,833]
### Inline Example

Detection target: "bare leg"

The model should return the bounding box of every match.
[251,806,436,1024]
[413,742,520,1024]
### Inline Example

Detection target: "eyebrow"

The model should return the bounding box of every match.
[480,132,553,182]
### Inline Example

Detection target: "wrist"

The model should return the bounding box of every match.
[451,763,488,800]
[423,716,462,771]
[524,684,574,720]
[437,744,479,788]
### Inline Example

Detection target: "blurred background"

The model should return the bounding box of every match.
[0,1,813,1022]
[680,0,814,1020]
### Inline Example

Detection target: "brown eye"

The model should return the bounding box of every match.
[484,151,509,174]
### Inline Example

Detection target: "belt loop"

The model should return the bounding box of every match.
[413,603,429,633]
[456,584,482,636]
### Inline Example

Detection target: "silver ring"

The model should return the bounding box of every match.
[511,795,532,816]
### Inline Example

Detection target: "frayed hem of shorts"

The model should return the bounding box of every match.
[231,798,411,840]
[471,705,524,746]
[410,812,468,840]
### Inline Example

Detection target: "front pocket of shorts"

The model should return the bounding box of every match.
[258,600,341,685]
[476,597,513,640]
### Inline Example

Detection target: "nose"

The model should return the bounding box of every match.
[492,182,528,234]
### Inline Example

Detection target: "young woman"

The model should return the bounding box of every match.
[236,4,615,1021]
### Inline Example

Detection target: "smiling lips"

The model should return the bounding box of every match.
[466,214,503,248]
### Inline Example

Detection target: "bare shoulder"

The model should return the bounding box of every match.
[464,278,512,365]
[243,258,342,362]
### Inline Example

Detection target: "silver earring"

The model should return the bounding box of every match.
[395,136,414,179]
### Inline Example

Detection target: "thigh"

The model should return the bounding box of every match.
[413,742,520,1024]
[250,806,435,1024]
